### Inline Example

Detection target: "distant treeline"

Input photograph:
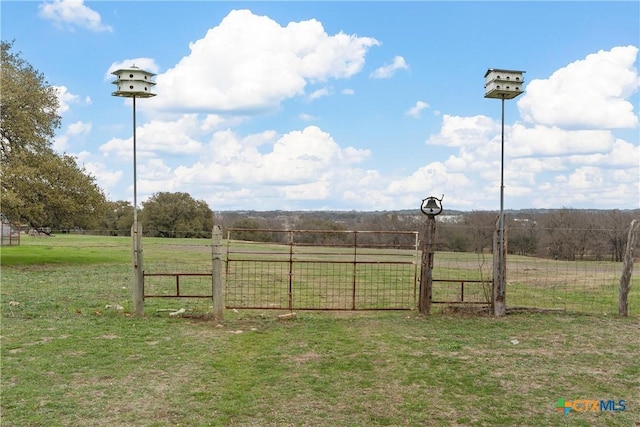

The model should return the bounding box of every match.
[214,208,639,262]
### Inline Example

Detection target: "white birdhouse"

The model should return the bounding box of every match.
[111,66,156,98]
[484,69,525,99]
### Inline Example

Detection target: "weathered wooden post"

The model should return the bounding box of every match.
[212,225,224,322]
[419,195,443,315]
[492,216,507,316]
[619,219,639,317]
[132,222,144,316]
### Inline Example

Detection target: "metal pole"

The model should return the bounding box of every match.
[131,95,144,316]
[497,95,506,314]
[132,96,138,226]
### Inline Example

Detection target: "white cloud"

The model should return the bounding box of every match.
[308,87,330,101]
[258,126,369,183]
[146,9,379,113]
[68,121,91,136]
[140,158,173,180]
[52,120,91,152]
[370,56,409,79]
[38,0,112,32]
[508,124,615,157]
[385,162,473,200]
[570,138,639,167]
[72,151,124,198]
[299,113,318,122]
[342,88,355,95]
[53,85,79,115]
[426,115,500,147]
[406,100,429,118]
[280,182,331,200]
[518,45,639,129]
[119,125,372,206]
[530,164,638,209]
[99,115,203,159]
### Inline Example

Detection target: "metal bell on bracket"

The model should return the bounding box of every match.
[420,195,444,217]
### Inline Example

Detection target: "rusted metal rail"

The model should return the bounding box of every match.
[143,272,213,298]
[430,279,492,304]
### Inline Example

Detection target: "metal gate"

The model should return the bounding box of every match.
[225,229,419,310]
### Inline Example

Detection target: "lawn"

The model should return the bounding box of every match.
[1,235,639,426]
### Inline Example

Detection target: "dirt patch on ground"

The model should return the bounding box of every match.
[289,351,322,366]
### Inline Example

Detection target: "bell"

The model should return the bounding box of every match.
[420,195,443,217]
[424,198,439,212]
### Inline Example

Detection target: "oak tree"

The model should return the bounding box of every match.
[1,40,107,230]
[141,192,213,238]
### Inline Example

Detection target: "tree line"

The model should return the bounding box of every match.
[214,208,639,262]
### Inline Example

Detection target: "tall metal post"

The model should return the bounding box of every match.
[131,95,144,316]
[484,68,525,317]
[111,66,156,317]
[497,95,506,315]
[132,95,138,227]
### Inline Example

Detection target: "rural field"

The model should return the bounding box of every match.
[1,234,639,426]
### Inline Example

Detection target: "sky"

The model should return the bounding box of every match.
[2,1,639,212]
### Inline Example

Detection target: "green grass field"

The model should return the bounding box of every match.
[1,234,639,426]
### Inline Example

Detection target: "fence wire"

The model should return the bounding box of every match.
[1,229,638,317]
[224,229,419,310]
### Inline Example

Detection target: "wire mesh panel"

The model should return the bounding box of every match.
[225,229,419,310]
[506,257,622,313]
[293,262,354,310]
[225,260,291,309]
[355,263,418,309]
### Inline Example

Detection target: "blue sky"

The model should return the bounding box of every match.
[2,1,639,212]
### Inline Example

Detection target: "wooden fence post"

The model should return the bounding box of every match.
[419,217,436,315]
[619,219,639,317]
[212,226,224,322]
[492,216,507,317]
[132,221,144,316]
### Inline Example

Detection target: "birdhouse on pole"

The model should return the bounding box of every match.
[111,66,156,98]
[484,69,525,99]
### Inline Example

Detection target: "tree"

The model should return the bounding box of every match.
[293,217,348,245]
[2,150,108,231]
[229,218,272,242]
[542,209,593,260]
[1,41,60,160]
[462,211,496,253]
[508,218,538,256]
[593,210,637,262]
[141,192,213,238]
[1,40,107,230]
[99,200,134,236]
